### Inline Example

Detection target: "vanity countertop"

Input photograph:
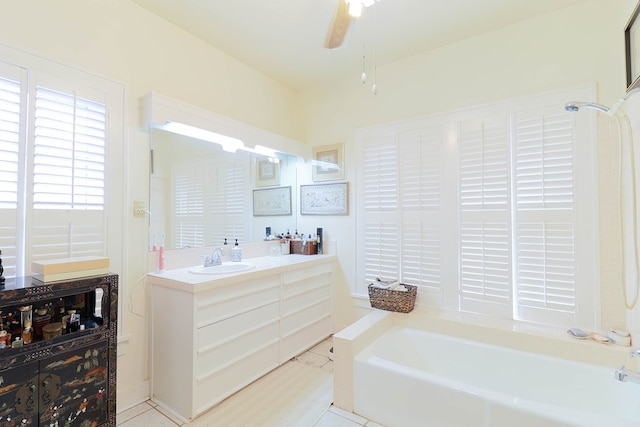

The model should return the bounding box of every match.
[147,253,336,293]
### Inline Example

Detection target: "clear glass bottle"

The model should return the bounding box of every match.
[19,305,32,344]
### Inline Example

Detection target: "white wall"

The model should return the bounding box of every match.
[1,0,639,411]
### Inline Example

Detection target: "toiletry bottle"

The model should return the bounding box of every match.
[316,228,323,254]
[158,233,165,272]
[231,239,242,262]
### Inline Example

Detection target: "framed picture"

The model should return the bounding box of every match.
[253,186,291,216]
[256,158,280,187]
[300,182,348,215]
[312,143,344,182]
[626,1,640,91]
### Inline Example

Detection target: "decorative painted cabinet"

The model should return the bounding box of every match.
[0,274,118,426]
[148,256,334,422]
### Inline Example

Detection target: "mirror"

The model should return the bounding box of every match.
[149,128,299,250]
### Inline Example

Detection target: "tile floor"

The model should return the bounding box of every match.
[116,337,383,427]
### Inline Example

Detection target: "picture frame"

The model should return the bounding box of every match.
[625,1,640,91]
[255,158,280,187]
[253,186,292,216]
[300,182,348,215]
[312,143,344,182]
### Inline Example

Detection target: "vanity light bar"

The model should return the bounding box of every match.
[162,121,282,161]
[162,121,244,153]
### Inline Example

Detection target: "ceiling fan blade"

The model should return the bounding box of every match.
[324,0,353,49]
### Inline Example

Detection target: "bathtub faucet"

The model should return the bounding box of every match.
[614,365,640,385]
[614,350,640,384]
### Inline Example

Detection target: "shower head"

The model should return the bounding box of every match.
[564,101,610,114]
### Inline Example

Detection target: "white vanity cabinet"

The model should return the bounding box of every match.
[280,262,333,363]
[148,255,334,422]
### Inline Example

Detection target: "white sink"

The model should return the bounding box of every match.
[189,261,255,275]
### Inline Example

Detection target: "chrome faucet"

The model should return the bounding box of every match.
[614,349,640,384]
[204,247,224,267]
[614,365,640,384]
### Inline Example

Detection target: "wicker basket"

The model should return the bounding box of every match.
[368,283,417,313]
[290,240,318,255]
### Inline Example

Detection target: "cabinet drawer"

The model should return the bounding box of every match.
[194,339,279,417]
[195,275,280,327]
[282,262,333,288]
[282,281,331,318]
[193,302,280,416]
[281,296,331,338]
[195,302,279,379]
[281,312,332,363]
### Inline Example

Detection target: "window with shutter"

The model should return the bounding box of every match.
[0,48,124,278]
[399,128,443,296]
[355,87,597,327]
[207,161,247,245]
[33,87,106,210]
[172,155,248,249]
[173,162,205,249]
[359,135,400,294]
[29,86,107,263]
[0,70,25,278]
[513,108,579,325]
[458,115,512,318]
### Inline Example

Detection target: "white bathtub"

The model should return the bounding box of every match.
[352,326,640,427]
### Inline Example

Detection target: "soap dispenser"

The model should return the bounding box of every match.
[231,239,242,262]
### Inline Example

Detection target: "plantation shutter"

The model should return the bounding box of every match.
[33,87,106,209]
[458,115,512,318]
[361,134,399,293]
[28,84,108,265]
[0,67,26,277]
[355,87,596,327]
[0,48,124,303]
[513,108,577,325]
[399,127,443,295]
[173,155,249,249]
[208,160,248,246]
[173,162,205,248]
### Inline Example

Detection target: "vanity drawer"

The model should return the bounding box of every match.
[194,337,279,417]
[195,274,280,327]
[195,301,280,378]
[193,301,280,415]
[280,297,332,362]
[281,262,333,289]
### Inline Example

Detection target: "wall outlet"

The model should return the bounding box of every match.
[133,200,147,218]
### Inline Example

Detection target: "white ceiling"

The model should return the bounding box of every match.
[130,0,587,91]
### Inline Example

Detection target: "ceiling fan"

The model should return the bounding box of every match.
[324,0,380,49]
